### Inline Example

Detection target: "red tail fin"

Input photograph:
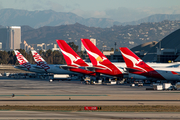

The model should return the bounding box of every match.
[56,40,96,76]
[81,38,122,76]
[56,40,88,67]
[120,47,165,79]
[81,38,112,66]
[120,47,153,73]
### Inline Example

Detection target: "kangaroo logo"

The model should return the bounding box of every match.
[16,52,31,70]
[61,49,81,67]
[33,52,50,72]
[121,51,147,72]
[85,48,112,71]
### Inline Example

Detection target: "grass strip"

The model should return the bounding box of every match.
[0,105,180,112]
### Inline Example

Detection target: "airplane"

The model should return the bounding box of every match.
[120,47,180,81]
[56,40,96,76]
[14,50,79,78]
[30,50,79,75]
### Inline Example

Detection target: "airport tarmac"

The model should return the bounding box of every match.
[0,76,180,106]
[1,76,180,119]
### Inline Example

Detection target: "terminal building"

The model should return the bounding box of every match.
[142,28,180,63]
[0,26,21,51]
[129,28,180,63]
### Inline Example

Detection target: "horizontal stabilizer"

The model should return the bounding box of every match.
[60,65,78,70]
[14,65,27,69]
[171,71,180,75]
[126,67,145,73]
[86,66,108,72]
[32,66,44,69]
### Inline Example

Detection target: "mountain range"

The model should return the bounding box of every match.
[1,9,180,28]
[21,20,180,50]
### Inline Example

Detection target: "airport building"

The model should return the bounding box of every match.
[140,28,180,63]
[0,26,21,51]
[105,28,180,63]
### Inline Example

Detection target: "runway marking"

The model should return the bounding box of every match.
[156,92,180,93]
[0,99,180,101]
[0,94,108,96]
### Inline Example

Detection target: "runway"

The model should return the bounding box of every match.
[1,99,180,101]
[1,111,180,119]
[1,99,180,106]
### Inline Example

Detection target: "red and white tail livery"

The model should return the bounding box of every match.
[56,40,88,67]
[120,47,166,79]
[81,38,123,77]
[31,50,50,72]
[56,40,96,76]
[14,50,31,70]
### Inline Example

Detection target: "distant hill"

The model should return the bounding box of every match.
[122,14,180,25]
[1,9,180,28]
[21,20,180,50]
[0,8,118,28]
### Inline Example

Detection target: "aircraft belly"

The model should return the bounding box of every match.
[128,73,147,80]
[158,71,178,81]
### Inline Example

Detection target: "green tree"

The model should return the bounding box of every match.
[68,42,78,52]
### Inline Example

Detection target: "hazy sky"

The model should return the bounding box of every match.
[0,0,180,22]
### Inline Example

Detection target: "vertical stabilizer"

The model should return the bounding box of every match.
[120,47,165,79]
[56,40,96,76]
[120,47,151,72]
[31,50,50,71]
[14,50,31,70]
[81,38,122,76]
[56,40,88,67]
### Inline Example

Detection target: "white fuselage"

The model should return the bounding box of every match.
[86,62,180,80]
[15,62,180,80]
[85,62,180,68]
[15,64,78,75]
[151,67,180,81]
[41,65,77,74]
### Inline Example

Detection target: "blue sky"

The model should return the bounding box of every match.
[0,0,180,22]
